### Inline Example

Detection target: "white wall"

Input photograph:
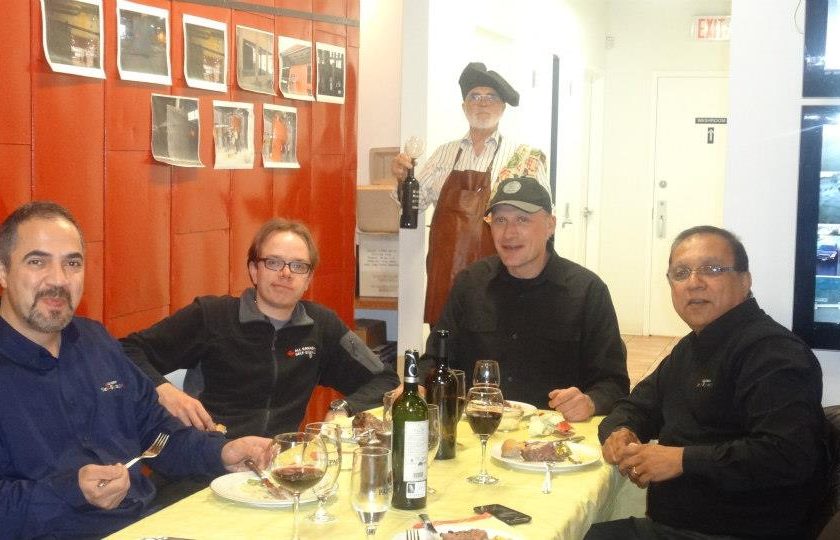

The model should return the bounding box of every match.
[598,0,731,335]
[726,0,840,405]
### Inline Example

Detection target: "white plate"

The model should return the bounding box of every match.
[390,524,523,540]
[490,441,600,472]
[505,400,537,418]
[210,472,318,508]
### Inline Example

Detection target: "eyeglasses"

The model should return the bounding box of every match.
[666,264,738,282]
[466,93,501,104]
[257,258,312,274]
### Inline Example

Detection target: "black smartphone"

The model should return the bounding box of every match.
[473,504,532,525]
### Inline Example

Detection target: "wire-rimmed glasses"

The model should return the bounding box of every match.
[304,422,342,524]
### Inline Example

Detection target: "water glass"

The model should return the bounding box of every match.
[350,446,392,539]
[304,422,342,523]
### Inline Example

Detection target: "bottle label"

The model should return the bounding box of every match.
[402,420,428,497]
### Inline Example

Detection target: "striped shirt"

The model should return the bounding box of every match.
[415,131,549,210]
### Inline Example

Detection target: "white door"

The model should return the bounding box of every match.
[647,76,728,336]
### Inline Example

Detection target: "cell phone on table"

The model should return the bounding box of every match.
[473,504,532,525]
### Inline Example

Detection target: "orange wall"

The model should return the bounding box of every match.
[0,0,360,424]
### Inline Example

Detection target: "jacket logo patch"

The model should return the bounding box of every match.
[696,378,713,389]
[286,346,316,360]
[100,380,124,392]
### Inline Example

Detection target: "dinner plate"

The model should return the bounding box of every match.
[210,472,317,508]
[505,400,537,418]
[389,524,523,540]
[490,441,600,472]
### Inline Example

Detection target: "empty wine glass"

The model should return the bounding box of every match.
[473,359,501,388]
[465,386,504,485]
[350,446,393,539]
[304,422,342,523]
[404,136,425,161]
[451,369,467,419]
[271,432,327,540]
[426,404,441,495]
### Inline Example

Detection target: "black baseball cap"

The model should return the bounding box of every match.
[485,177,552,215]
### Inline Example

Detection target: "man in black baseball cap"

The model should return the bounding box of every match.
[425,176,629,423]
[391,62,550,326]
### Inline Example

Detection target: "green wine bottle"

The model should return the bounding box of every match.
[425,329,458,459]
[391,350,429,510]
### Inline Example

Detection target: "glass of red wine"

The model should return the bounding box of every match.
[271,432,328,540]
[472,359,501,388]
[465,386,504,484]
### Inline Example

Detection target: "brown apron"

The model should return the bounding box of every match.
[424,142,501,325]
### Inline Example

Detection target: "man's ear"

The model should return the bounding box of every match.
[247,261,258,285]
[0,262,7,290]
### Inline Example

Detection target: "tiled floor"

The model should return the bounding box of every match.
[622,334,682,388]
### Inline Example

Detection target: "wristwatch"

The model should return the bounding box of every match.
[329,398,352,416]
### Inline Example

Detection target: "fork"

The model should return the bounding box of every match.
[542,460,555,494]
[97,433,170,487]
[404,529,421,540]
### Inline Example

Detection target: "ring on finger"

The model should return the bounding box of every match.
[631,466,638,477]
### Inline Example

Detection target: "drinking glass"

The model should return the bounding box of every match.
[451,369,467,419]
[304,422,342,523]
[472,359,501,388]
[426,404,441,494]
[465,386,504,485]
[350,446,393,539]
[270,432,328,540]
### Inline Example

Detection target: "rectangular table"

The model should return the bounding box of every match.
[108,414,640,539]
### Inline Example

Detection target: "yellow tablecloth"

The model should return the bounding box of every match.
[107,415,638,540]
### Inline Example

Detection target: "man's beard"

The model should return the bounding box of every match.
[26,286,74,333]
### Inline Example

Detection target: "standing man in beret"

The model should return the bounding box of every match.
[392,62,550,325]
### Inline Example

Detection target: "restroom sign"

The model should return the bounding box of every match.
[695,117,727,124]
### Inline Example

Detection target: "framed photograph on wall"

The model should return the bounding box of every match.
[793,105,840,348]
[213,100,254,169]
[803,0,840,97]
[236,25,274,95]
[183,14,227,92]
[315,42,345,104]
[263,104,299,168]
[278,36,314,101]
[40,0,105,79]
[150,94,203,167]
[116,0,171,85]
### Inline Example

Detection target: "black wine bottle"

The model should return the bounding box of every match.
[424,330,458,460]
[399,161,419,229]
[391,350,428,510]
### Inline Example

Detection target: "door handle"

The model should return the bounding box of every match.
[656,200,667,238]
[561,203,573,229]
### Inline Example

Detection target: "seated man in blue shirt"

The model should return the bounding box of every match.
[0,201,271,539]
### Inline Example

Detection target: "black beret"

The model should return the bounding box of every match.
[458,62,519,107]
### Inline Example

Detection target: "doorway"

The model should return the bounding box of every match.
[646,74,729,336]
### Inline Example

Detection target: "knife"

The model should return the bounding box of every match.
[419,513,440,537]
[244,458,287,500]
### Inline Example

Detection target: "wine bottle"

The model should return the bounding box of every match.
[424,330,458,460]
[399,161,419,229]
[391,350,428,510]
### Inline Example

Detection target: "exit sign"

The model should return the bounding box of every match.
[692,16,730,41]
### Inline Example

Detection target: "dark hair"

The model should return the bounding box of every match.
[0,201,84,268]
[247,218,319,271]
[669,225,749,272]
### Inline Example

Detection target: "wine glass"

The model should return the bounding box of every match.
[271,432,328,540]
[465,386,504,485]
[404,136,425,162]
[350,446,393,539]
[304,422,342,523]
[451,369,467,419]
[426,404,441,495]
[472,359,501,388]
